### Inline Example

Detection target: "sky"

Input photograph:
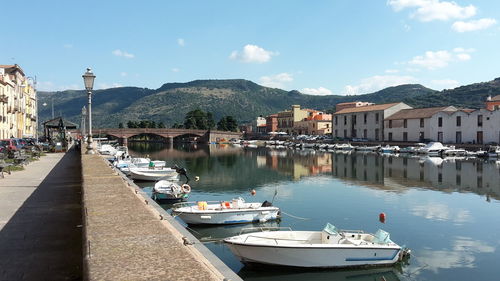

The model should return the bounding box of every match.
[1,0,499,95]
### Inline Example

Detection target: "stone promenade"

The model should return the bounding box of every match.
[0,149,83,280]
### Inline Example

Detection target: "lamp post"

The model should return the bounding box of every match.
[81,106,87,138]
[82,68,96,154]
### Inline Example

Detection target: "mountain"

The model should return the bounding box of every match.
[37,77,500,128]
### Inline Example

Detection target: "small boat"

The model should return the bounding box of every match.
[152,180,191,202]
[224,223,410,268]
[172,197,280,225]
[335,143,354,151]
[129,166,178,181]
[355,145,380,152]
[417,142,449,157]
[116,158,166,174]
[442,146,467,156]
[487,146,500,158]
[98,144,116,155]
[379,145,400,154]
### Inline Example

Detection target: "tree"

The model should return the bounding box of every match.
[217,116,238,132]
[127,120,137,128]
[118,122,124,128]
[183,109,214,130]
[158,122,166,128]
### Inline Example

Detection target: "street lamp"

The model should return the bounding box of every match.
[82,68,96,154]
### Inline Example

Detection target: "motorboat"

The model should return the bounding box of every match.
[379,145,400,154]
[224,223,409,268]
[335,143,354,151]
[98,144,117,155]
[487,146,500,158]
[115,158,166,174]
[417,142,449,156]
[442,146,467,156]
[152,180,191,202]
[172,197,280,225]
[355,145,380,152]
[129,166,178,181]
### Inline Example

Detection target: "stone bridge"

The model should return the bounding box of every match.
[96,128,242,144]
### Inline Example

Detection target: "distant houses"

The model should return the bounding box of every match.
[252,94,500,145]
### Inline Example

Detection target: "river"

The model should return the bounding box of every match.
[128,142,500,281]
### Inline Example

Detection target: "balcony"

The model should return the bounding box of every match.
[0,94,7,103]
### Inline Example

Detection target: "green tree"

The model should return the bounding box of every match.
[183,109,214,130]
[118,122,124,128]
[127,120,137,128]
[217,116,238,132]
[158,122,166,128]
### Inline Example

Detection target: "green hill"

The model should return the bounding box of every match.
[37,77,499,128]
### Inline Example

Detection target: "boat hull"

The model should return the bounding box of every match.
[225,241,401,268]
[174,208,280,225]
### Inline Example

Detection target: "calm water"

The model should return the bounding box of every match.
[129,143,500,281]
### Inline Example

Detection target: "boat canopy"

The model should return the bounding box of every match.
[373,229,391,244]
[323,223,339,236]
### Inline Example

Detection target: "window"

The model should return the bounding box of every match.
[335,116,338,125]
[478,115,483,127]
[420,118,424,128]
[404,119,407,128]
[438,117,442,127]
[388,132,393,141]
[456,116,461,126]
[352,115,357,125]
[364,113,367,124]
[403,132,408,141]
[388,120,392,128]
[375,113,379,123]
[344,116,347,125]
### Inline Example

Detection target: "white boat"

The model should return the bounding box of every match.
[417,142,449,156]
[487,146,500,158]
[224,223,409,268]
[442,146,467,156]
[335,143,354,151]
[172,197,280,225]
[115,158,166,174]
[379,145,400,154]
[98,144,117,155]
[152,180,191,202]
[355,145,379,152]
[129,167,178,181]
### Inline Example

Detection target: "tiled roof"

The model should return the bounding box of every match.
[334,103,401,114]
[385,106,456,120]
[491,95,500,101]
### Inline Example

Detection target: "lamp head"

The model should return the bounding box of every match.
[82,68,96,91]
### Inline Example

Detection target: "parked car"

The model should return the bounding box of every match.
[0,139,19,151]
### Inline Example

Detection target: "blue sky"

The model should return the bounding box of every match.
[1,0,499,95]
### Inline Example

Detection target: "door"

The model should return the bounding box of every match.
[477,131,483,144]
[438,132,443,143]
[456,132,462,144]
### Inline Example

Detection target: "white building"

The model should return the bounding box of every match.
[333,102,411,141]
[384,106,457,142]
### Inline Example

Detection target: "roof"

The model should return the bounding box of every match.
[491,95,500,101]
[334,103,401,114]
[0,64,25,76]
[43,117,78,128]
[385,106,456,120]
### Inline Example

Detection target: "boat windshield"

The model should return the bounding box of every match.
[323,223,338,236]
[373,229,391,244]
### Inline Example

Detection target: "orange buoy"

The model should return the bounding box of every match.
[251,189,256,196]
[379,212,386,223]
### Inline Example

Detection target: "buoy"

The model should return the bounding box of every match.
[195,176,200,182]
[251,189,256,196]
[379,212,386,223]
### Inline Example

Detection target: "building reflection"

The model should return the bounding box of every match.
[331,152,500,200]
[262,148,333,180]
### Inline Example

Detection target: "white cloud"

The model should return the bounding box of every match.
[177,38,185,47]
[430,79,461,89]
[300,87,333,96]
[259,73,293,89]
[98,83,123,89]
[230,44,278,63]
[408,49,472,70]
[452,18,497,32]
[385,69,399,73]
[343,75,418,95]
[112,49,134,59]
[171,68,180,72]
[388,0,476,22]
[120,72,127,77]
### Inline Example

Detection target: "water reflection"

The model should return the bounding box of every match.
[239,267,402,281]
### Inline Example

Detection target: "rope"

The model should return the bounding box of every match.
[280,211,310,220]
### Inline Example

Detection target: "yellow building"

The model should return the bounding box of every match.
[277,105,310,135]
[0,64,37,139]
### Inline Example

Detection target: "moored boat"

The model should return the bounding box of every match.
[129,166,178,181]
[152,180,191,202]
[172,197,280,225]
[224,223,410,268]
[487,146,500,158]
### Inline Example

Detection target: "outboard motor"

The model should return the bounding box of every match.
[261,200,273,207]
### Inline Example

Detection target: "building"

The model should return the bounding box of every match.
[265,114,278,133]
[383,106,457,142]
[294,111,332,135]
[486,95,500,111]
[333,102,411,141]
[277,105,310,135]
[335,101,374,112]
[0,64,37,139]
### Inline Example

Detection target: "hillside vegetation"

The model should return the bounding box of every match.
[37,77,500,128]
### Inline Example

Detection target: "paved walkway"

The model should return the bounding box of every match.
[0,150,82,280]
